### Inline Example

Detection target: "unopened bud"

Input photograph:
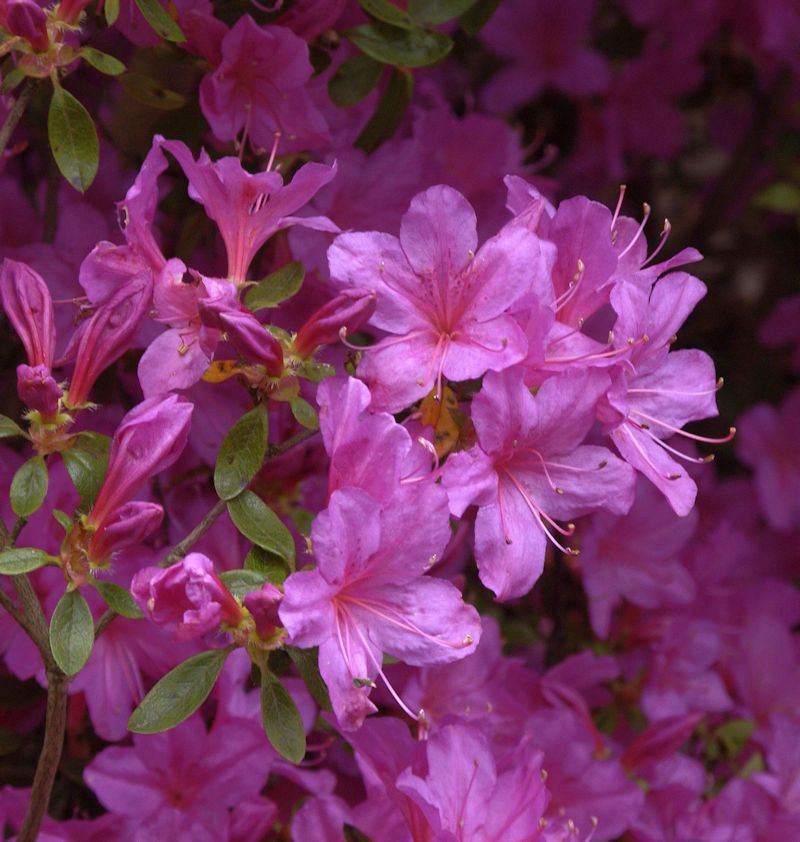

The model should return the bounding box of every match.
[0,259,56,368]
[87,501,164,564]
[5,0,48,52]
[218,309,284,376]
[293,289,377,358]
[16,363,61,419]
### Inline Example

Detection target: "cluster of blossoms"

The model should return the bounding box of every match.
[0,0,798,840]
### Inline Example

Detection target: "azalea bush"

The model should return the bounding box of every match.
[0,0,799,840]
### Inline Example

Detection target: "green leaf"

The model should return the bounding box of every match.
[48,84,99,193]
[0,548,53,575]
[219,569,268,601]
[260,670,306,763]
[227,491,296,569]
[105,0,120,25]
[81,47,126,76]
[328,54,384,107]
[356,68,414,152]
[1,67,26,95]
[408,0,479,25]
[61,433,111,511]
[286,646,332,712]
[244,263,305,311]
[358,0,416,29]
[0,415,25,440]
[133,0,185,42]
[128,648,230,733]
[347,22,453,68]
[52,509,73,531]
[10,456,48,518]
[458,0,501,34]
[91,581,143,619]
[214,404,268,500]
[754,182,800,213]
[120,73,187,110]
[244,546,290,585]
[49,591,94,676]
[289,397,319,431]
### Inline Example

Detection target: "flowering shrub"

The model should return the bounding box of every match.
[0,1,798,840]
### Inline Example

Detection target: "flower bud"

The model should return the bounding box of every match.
[56,0,92,25]
[131,553,244,640]
[5,0,48,53]
[64,273,152,409]
[293,289,376,358]
[87,501,164,564]
[243,583,283,640]
[88,394,192,529]
[16,363,62,418]
[0,259,55,368]
[218,310,284,376]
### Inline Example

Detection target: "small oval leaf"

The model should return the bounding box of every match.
[81,47,126,76]
[289,397,319,431]
[244,546,290,585]
[244,263,305,311]
[0,548,53,575]
[408,0,479,25]
[260,670,306,763]
[356,68,414,152]
[91,581,143,619]
[133,0,185,42]
[129,648,230,733]
[458,0,501,34]
[286,646,332,713]
[48,85,99,193]
[214,405,268,501]
[347,22,453,68]
[0,415,25,440]
[219,569,269,601]
[50,591,94,676]
[328,54,384,107]
[61,433,111,511]
[228,491,296,569]
[359,0,415,29]
[10,456,48,518]
[105,0,120,24]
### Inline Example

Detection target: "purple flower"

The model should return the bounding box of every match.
[443,367,635,600]
[0,259,55,368]
[279,486,481,730]
[16,363,62,419]
[329,185,550,411]
[131,553,244,640]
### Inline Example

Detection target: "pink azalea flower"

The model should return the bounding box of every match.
[199,15,330,153]
[443,367,635,600]
[279,486,481,730]
[329,185,549,411]
[0,258,55,368]
[161,138,337,284]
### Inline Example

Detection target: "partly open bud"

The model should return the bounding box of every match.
[4,0,48,52]
[64,273,152,409]
[218,310,284,376]
[86,501,164,565]
[243,583,283,641]
[17,363,62,419]
[293,289,376,358]
[131,553,244,640]
[0,259,55,368]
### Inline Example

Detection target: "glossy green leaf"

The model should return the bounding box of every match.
[328,54,384,107]
[0,548,53,575]
[81,47,126,76]
[260,670,306,763]
[133,0,185,42]
[61,433,110,510]
[358,0,415,29]
[289,397,319,431]
[50,591,94,676]
[286,646,332,712]
[120,73,187,110]
[356,68,414,152]
[128,648,230,733]
[10,456,48,518]
[227,491,296,569]
[52,510,73,531]
[408,0,479,24]
[214,404,268,500]
[347,22,453,68]
[219,569,269,600]
[244,263,305,311]
[105,0,120,25]
[48,85,99,193]
[458,0,501,34]
[91,581,143,619]
[0,415,25,440]
[244,546,290,585]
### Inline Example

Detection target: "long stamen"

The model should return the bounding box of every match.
[630,409,736,444]
[339,326,431,353]
[266,132,281,172]
[632,422,715,464]
[640,219,671,268]
[502,470,578,554]
[622,422,682,480]
[554,259,585,313]
[618,202,651,260]
[514,447,564,493]
[610,184,627,232]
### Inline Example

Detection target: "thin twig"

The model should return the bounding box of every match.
[0,79,38,161]
[12,575,56,671]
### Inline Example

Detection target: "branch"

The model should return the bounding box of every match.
[0,79,38,162]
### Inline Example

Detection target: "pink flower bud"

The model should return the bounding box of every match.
[243,583,283,639]
[131,553,244,640]
[16,363,62,418]
[5,0,48,53]
[293,289,377,358]
[87,501,164,564]
[88,394,192,529]
[0,259,55,368]
[65,274,152,409]
[218,310,284,376]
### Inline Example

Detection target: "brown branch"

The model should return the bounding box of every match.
[0,79,38,161]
